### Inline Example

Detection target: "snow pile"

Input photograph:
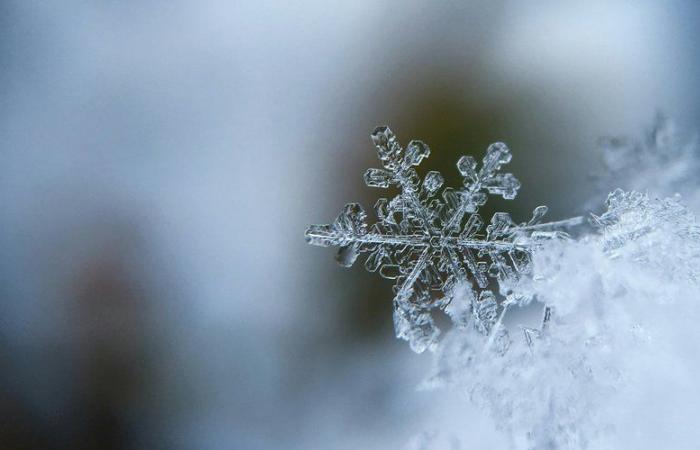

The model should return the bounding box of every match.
[426,190,700,449]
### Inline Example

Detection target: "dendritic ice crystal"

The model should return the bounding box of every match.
[305,127,582,353]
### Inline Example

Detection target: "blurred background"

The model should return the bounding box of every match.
[1,1,699,448]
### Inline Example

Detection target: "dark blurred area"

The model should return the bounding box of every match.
[1,1,700,449]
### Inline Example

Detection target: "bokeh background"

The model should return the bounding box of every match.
[1,1,700,449]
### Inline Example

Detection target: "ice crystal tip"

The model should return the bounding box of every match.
[306,126,581,352]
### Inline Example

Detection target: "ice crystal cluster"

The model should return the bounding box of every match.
[305,127,581,353]
[305,121,700,449]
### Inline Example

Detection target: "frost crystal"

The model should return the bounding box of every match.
[305,126,582,352]
[592,189,699,253]
[591,189,700,282]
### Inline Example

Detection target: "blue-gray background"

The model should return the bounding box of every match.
[1,1,699,449]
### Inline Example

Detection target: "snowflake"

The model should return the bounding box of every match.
[305,126,582,352]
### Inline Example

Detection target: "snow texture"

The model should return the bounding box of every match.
[424,189,700,449]
[595,113,700,208]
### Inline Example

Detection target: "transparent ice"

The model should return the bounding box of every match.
[305,126,582,353]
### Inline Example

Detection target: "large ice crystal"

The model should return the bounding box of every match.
[305,126,582,352]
